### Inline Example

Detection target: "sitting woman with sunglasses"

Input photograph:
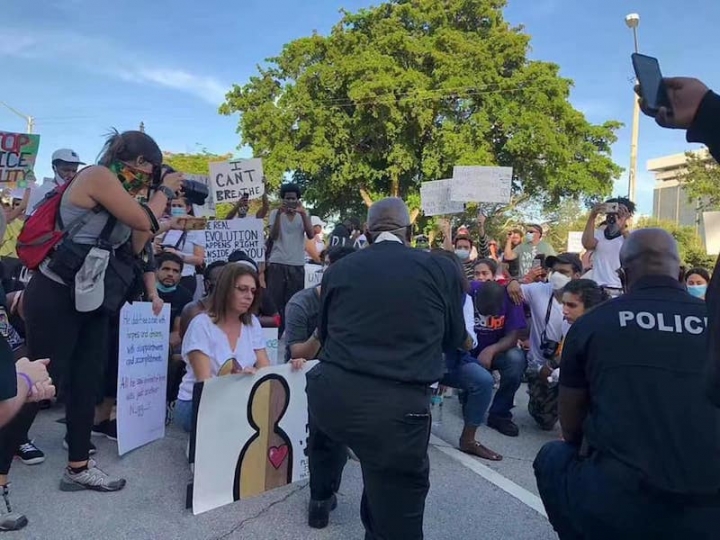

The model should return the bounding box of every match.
[175,263,307,433]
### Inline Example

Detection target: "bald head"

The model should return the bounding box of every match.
[367,197,411,242]
[620,228,680,287]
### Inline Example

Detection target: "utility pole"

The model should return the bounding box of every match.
[0,101,35,133]
[625,13,641,203]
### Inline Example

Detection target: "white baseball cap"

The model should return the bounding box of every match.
[51,148,85,165]
[311,216,326,228]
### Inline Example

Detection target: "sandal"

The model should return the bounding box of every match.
[459,440,503,461]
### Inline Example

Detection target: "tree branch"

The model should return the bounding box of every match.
[359,188,373,207]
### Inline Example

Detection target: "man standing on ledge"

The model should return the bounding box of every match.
[306,197,468,539]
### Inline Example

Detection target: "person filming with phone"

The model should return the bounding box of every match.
[582,198,635,297]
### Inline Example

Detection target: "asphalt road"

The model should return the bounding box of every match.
[5,385,558,540]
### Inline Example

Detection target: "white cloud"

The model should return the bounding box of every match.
[0,29,228,106]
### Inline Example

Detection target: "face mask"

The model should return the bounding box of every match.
[110,161,152,193]
[156,282,177,294]
[455,249,470,261]
[688,285,707,299]
[604,223,621,240]
[525,233,535,243]
[170,207,185,217]
[549,272,572,291]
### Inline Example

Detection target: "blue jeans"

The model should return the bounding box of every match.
[534,441,720,540]
[441,362,494,427]
[488,347,526,419]
[174,399,193,433]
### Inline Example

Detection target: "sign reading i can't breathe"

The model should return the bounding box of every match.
[204,218,265,264]
[209,158,265,204]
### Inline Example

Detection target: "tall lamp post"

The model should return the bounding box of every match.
[626,13,640,203]
[0,101,35,133]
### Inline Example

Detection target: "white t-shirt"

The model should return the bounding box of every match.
[178,313,265,401]
[162,229,206,277]
[463,294,478,350]
[592,229,623,288]
[520,282,567,371]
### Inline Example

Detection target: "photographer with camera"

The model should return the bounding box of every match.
[22,130,183,493]
[582,198,635,296]
[267,184,314,337]
[507,253,582,430]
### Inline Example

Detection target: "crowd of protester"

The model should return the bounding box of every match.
[0,71,718,538]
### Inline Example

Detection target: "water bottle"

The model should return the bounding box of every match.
[431,391,444,425]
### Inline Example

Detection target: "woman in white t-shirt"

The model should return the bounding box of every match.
[174,264,270,432]
[159,196,206,297]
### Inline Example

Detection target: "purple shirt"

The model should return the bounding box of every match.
[469,281,527,354]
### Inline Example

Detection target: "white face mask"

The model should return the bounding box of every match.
[549,272,572,291]
[455,249,470,261]
[525,232,535,243]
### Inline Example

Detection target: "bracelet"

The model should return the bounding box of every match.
[17,372,33,398]
[157,185,177,200]
[139,203,161,234]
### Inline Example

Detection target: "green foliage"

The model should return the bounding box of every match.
[635,217,714,269]
[680,150,720,212]
[220,0,623,217]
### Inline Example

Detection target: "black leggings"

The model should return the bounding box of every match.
[23,273,108,462]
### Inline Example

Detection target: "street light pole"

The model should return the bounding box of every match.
[0,101,35,133]
[626,13,641,203]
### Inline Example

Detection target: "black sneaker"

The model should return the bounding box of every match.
[91,420,117,441]
[63,439,97,456]
[308,494,338,529]
[15,441,45,465]
[487,415,520,437]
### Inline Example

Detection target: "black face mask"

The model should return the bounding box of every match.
[604,223,622,240]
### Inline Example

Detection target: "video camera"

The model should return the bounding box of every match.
[154,165,209,207]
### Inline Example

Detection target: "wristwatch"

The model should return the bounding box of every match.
[157,185,176,200]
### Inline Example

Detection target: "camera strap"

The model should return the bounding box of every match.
[174,231,188,251]
[540,293,555,343]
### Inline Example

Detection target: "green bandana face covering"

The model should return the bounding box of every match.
[110,161,152,193]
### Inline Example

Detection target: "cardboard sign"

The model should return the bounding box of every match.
[116,302,170,456]
[0,132,40,185]
[450,166,513,204]
[304,264,324,289]
[190,361,318,514]
[204,218,265,264]
[567,231,584,253]
[420,179,465,216]
[209,158,264,204]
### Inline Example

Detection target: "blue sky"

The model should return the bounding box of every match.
[1,0,717,215]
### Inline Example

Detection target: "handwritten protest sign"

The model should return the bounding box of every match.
[190,361,317,514]
[205,218,265,264]
[210,158,264,204]
[567,232,584,253]
[420,179,465,216]
[263,328,280,365]
[304,264,324,289]
[117,302,170,456]
[0,132,40,185]
[450,166,513,204]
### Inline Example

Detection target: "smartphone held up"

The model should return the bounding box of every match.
[631,53,672,115]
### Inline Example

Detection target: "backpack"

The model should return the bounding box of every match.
[16,179,100,270]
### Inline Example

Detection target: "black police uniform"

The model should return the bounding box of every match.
[534,275,720,540]
[307,238,466,539]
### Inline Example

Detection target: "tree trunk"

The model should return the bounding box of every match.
[359,188,373,207]
[391,172,399,198]
[410,208,420,224]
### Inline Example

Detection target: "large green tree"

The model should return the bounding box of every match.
[681,150,720,213]
[220,0,622,218]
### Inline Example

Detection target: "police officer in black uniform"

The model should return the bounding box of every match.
[306,197,467,539]
[533,228,720,539]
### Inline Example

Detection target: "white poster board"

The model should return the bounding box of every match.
[263,327,279,365]
[304,264,324,289]
[703,211,720,255]
[450,166,513,204]
[210,158,264,204]
[204,218,265,264]
[567,231,584,253]
[420,179,464,216]
[191,361,318,515]
[116,302,170,456]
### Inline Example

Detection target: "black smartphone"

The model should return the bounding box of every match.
[631,53,671,114]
